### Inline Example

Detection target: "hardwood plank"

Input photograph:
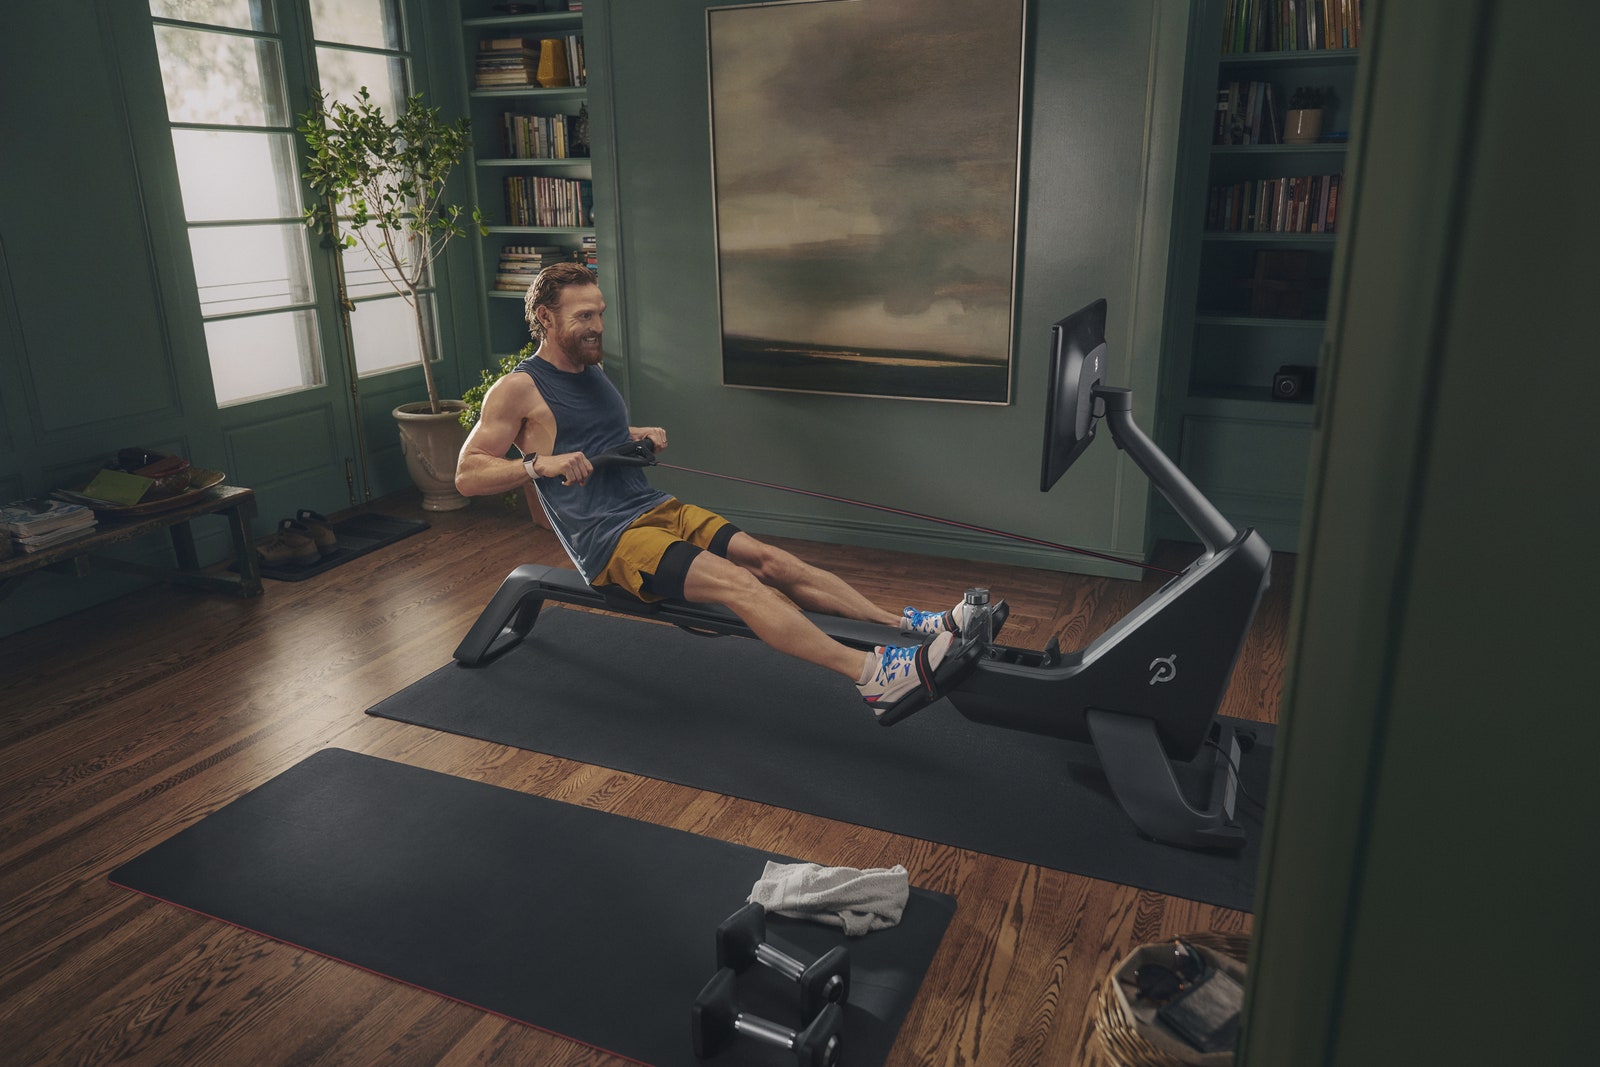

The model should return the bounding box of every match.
[0,492,1288,1064]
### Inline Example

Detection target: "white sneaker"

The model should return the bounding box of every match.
[857,631,954,712]
[900,601,978,637]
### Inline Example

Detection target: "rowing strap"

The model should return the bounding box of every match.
[656,461,1184,578]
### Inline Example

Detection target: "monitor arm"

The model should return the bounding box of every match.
[1094,387,1237,555]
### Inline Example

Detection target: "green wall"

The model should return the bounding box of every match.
[0,1,228,632]
[588,0,1191,572]
[0,0,480,637]
[1242,1,1592,1062]
[2,0,1196,635]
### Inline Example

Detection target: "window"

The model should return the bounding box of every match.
[148,0,431,405]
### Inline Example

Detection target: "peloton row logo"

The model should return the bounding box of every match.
[1149,654,1178,686]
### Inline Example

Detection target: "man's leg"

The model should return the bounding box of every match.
[722,532,902,627]
[680,548,870,680]
[680,547,954,714]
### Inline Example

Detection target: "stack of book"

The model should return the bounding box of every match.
[501,111,586,159]
[1222,0,1363,53]
[1,498,98,553]
[475,38,538,88]
[581,234,597,273]
[504,176,593,228]
[494,245,566,291]
[1207,173,1342,234]
[564,34,586,87]
[1215,81,1280,146]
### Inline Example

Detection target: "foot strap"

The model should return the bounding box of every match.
[874,639,983,727]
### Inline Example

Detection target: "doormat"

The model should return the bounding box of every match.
[257,513,429,581]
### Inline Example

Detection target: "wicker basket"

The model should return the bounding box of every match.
[1090,932,1251,1067]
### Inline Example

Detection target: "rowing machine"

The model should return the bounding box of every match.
[455,299,1270,849]
[452,440,1000,723]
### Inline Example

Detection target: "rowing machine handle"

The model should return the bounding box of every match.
[588,438,658,469]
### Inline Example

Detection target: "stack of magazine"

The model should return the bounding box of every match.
[0,499,98,553]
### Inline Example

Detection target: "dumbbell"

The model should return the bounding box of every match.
[716,902,851,1019]
[692,966,843,1066]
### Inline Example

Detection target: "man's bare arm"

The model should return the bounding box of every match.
[456,373,545,496]
[455,372,597,493]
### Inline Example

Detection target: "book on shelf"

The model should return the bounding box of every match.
[567,34,586,87]
[495,244,569,289]
[475,38,537,87]
[476,35,584,89]
[1206,171,1342,234]
[500,111,588,159]
[1221,0,1364,54]
[0,498,96,537]
[1215,80,1281,146]
[503,176,593,228]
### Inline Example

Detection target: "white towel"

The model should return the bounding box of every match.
[747,861,909,937]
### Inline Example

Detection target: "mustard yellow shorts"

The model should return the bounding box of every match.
[593,498,740,602]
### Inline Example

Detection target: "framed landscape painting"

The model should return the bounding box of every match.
[707,0,1026,404]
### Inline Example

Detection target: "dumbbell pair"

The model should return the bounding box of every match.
[691,902,851,1066]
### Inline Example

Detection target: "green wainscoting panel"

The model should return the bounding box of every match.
[1178,414,1311,525]
[223,407,346,528]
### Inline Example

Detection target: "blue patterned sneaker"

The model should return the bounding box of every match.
[901,601,980,637]
[857,631,954,713]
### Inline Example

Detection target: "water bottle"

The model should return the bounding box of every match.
[962,587,992,649]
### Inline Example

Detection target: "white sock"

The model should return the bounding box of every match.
[856,648,881,685]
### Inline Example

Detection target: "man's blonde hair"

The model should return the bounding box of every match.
[524,262,598,342]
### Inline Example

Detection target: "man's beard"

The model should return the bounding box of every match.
[554,325,603,366]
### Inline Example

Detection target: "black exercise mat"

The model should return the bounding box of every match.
[258,513,429,581]
[110,749,954,1067]
[369,606,1274,912]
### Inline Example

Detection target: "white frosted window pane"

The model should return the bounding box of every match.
[190,225,315,315]
[172,130,302,221]
[315,47,409,115]
[309,0,403,50]
[154,26,287,125]
[205,310,326,405]
[339,224,430,299]
[349,294,435,376]
[149,0,274,32]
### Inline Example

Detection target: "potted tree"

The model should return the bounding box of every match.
[299,86,484,511]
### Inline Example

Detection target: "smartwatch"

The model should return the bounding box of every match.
[523,453,539,481]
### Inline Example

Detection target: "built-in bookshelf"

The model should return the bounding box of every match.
[459,3,595,360]
[1157,0,1365,546]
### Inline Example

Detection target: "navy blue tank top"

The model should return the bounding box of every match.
[519,354,669,583]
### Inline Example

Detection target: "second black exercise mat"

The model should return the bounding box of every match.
[110,749,954,1067]
[368,607,1274,912]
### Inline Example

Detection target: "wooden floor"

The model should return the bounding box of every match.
[0,493,1293,1066]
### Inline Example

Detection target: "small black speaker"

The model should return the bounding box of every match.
[1272,364,1317,402]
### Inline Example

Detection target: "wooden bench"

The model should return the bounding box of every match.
[0,485,261,602]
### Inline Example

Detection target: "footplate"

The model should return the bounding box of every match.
[874,637,986,727]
